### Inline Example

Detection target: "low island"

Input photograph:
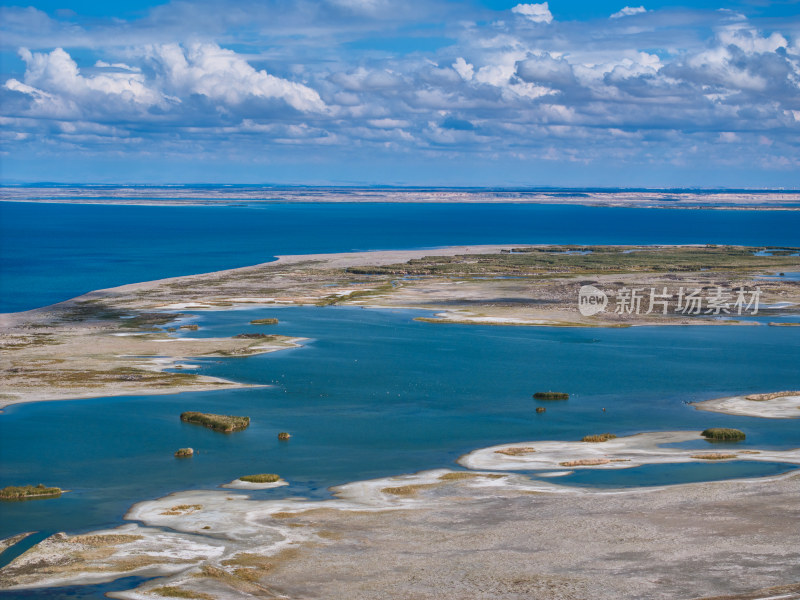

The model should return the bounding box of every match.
[0,484,62,501]
[534,392,570,400]
[179,412,250,433]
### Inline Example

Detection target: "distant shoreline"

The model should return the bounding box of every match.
[2,187,800,210]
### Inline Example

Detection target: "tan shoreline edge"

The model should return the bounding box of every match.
[1,433,799,599]
[693,391,800,419]
[2,243,799,410]
[3,188,800,210]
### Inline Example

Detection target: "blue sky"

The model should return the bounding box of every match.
[1,0,799,186]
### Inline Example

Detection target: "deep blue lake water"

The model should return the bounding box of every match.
[2,201,800,313]
[0,200,798,598]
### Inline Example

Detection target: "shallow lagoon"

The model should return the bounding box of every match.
[1,306,799,550]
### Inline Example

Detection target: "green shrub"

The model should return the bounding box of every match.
[701,428,746,441]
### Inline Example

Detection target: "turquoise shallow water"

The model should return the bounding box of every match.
[1,306,798,550]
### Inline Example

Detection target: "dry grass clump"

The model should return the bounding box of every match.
[494,446,536,456]
[250,318,279,325]
[9,367,201,389]
[238,474,280,483]
[201,549,301,590]
[559,458,611,467]
[180,411,250,433]
[581,433,617,442]
[0,484,62,501]
[746,391,799,401]
[68,534,142,546]
[691,453,738,460]
[701,428,746,441]
[438,472,504,481]
[160,504,202,515]
[151,586,214,599]
[381,483,437,496]
[106,555,195,572]
[221,553,274,569]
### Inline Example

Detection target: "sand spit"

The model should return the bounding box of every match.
[0,317,305,409]
[2,244,799,411]
[2,466,800,599]
[0,532,35,554]
[693,392,800,419]
[459,431,800,471]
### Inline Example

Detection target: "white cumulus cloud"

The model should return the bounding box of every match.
[452,57,474,81]
[147,43,326,112]
[610,6,647,19]
[511,3,553,24]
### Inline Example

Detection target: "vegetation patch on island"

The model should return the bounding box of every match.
[494,446,536,456]
[582,433,617,442]
[250,318,279,325]
[238,474,280,483]
[438,472,505,481]
[233,333,274,339]
[691,453,738,460]
[534,392,569,400]
[746,391,800,401]
[381,483,438,497]
[701,428,746,441]
[344,245,800,278]
[0,484,62,501]
[180,411,250,433]
[560,458,611,467]
[151,586,214,599]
